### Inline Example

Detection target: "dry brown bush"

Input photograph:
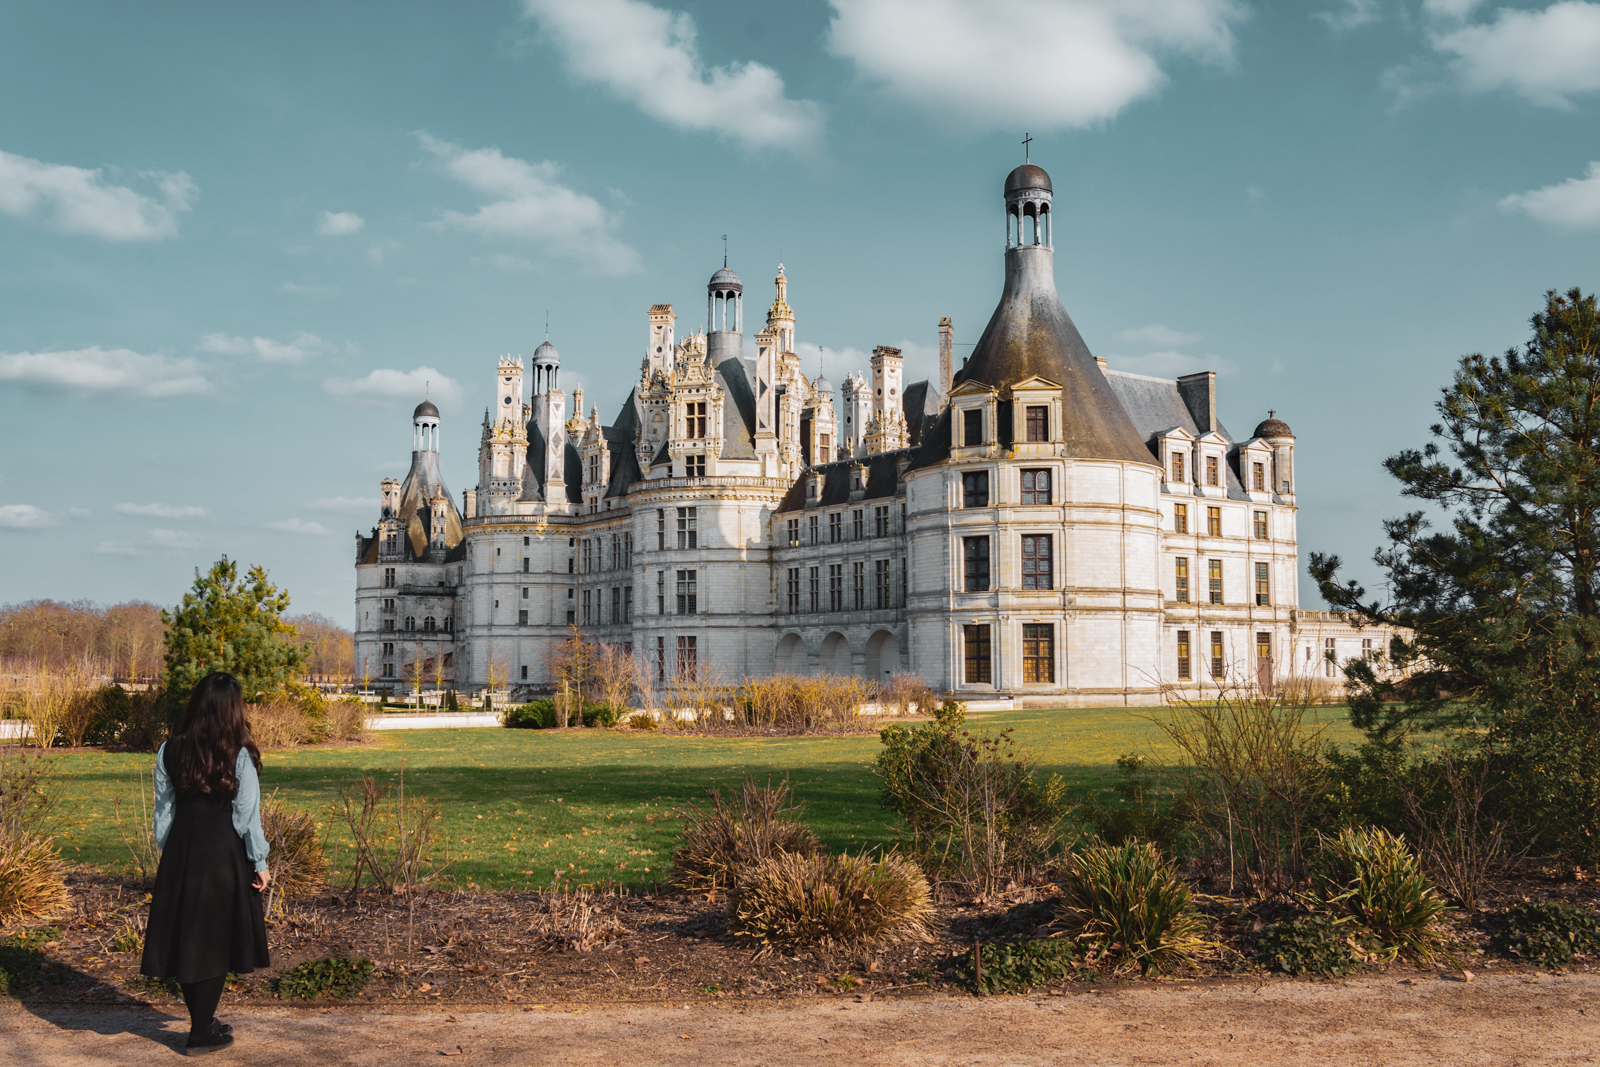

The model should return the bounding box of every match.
[1,665,99,748]
[1273,674,1344,706]
[728,851,933,951]
[877,673,938,718]
[247,701,315,749]
[673,775,822,891]
[525,887,630,951]
[0,747,66,924]
[322,699,370,743]
[262,792,328,913]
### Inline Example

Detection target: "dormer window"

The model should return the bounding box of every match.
[1170,452,1185,482]
[1252,462,1265,492]
[685,401,707,439]
[1206,455,1219,487]
[819,434,831,463]
[963,409,983,446]
[1025,406,1048,442]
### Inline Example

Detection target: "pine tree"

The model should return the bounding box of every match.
[161,556,307,703]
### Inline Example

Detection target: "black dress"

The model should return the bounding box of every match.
[140,738,270,983]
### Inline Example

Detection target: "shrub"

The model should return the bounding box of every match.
[247,701,315,749]
[526,887,631,952]
[673,775,821,892]
[1081,753,1186,851]
[1056,841,1209,975]
[728,851,932,950]
[1313,827,1450,963]
[580,703,621,728]
[877,703,1069,894]
[321,699,369,743]
[741,673,878,733]
[503,700,556,729]
[83,685,168,750]
[275,956,375,1000]
[1158,686,1330,895]
[0,926,69,997]
[0,833,68,926]
[261,793,327,909]
[333,767,447,896]
[876,674,939,718]
[1257,915,1362,977]
[624,712,658,731]
[952,937,1082,995]
[1494,901,1600,966]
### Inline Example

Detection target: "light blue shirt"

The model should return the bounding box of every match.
[152,743,270,873]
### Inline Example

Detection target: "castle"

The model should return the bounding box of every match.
[355,161,1362,705]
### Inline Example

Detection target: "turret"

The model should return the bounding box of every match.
[706,263,743,365]
[866,346,908,453]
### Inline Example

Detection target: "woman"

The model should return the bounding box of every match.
[140,672,271,1057]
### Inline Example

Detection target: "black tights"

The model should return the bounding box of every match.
[180,974,226,1036]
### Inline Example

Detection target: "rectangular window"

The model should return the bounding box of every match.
[657,570,666,615]
[962,470,990,508]
[1362,637,1375,661]
[1208,559,1223,604]
[964,624,992,684]
[819,433,831,464]
[677,507,697,549]
[829,564,843,611]
[875,505,889,537]
[685,401,707,439]
[1325,636,1336,678]
[582,539,592,573]
[809,566,820,612]
[684,454,706,478]
[1177,630,1192,681]
[853,509,864,540]
[382,642,394,657]
[382,663,394,678]
[383,619,394,632]
[809,515,819,545]
[624,585,633,622]
[1253,462,1265,492]
[657,509,666,551]
[1206,455,1219,487]
[1021,534,1052,590]
[522,586,529,599]
[1206,506,1222,537]
[1211,631,1225,679]
[581,589,592,626]
[624,532,632,568]
[853,561,865,609]
[518,609,528,626]
[1257,631,1272,664]
[1254,511,1268,540]
[1022,623,1054,683]
[676,569,698,615]
[521,665,529,681]
[1174,503,1188,533]
[787,567,801,614]
[566,609,575,625]
[522,557,529,573]
[963,408,983,446]
[1175,557,1189,603]
[656,636,666,682]
[384,567,395,588]
[786,517,800,547]
[1025,405,1048,442]
[875,559,891,608]
[676,635,698,681]
[964,536,991,592]
[611,586,621,624]
[829,513,842,542]
[1255,562,1270,606]
[1020,469,1052,505]
[1171,451,1185,483]
[900,556,908,607]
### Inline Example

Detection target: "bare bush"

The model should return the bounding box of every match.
[0,747,66,924]
[112,765,162,886]
[525,887,630,951]
[262,792,328,915]
[1273,674,1345,706]
[247,701,315,749]
[1395,748,1505,912]
[1158,684,1330,896]
[673,775,822,892]
[322,699,370,743]
[742,673,878,733]
[877,673,938,718]
[333,765,450,952]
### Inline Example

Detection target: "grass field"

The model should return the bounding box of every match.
[32,705,1364,891]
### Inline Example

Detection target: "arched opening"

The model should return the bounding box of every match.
[820,631,851,675]
[865,629,900,680]
[776,633,806,674]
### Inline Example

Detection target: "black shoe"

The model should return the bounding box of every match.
[212,1019,233,1038]
[184,1028,235,1056]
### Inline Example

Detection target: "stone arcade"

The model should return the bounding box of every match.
[355,162,1328,705]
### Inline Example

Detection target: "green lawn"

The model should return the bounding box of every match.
[36,705,1364,891]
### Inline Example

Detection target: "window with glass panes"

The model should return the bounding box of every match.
[875,505,889,537]
[853,561,865,609]
[657,571,665,614]
[685,401,707,438]
[1174,503,1188,533]
[1206,455,1219,486]
[785,518,799,546]
[1206,506,1222,537]
[677,507,697,548]
[963,409,983,446]
[1022,623,1054,682]
[809,515,819,545]
[612,587,621,623]
[656,636,666,681]
[964,624,992,684]
[1177,630,1192,680]
[786,568,800,613]
[1254,511,1268,539]
[684,454,706,478]
[829,513,842,542]
[1021,469,1051,505]
[1325,637,1336,678]
[875,559,891,608]
[1255,562,1270,606]
[829,564,843,610]
[657,509,666,550]
[676,569,697,614]
[819,433,830,463]
[962,470,989,508]
[809,566,820,612]
[1025,405,1048,442]
[1252,462,1265,491]
[853,509,864,539]
[676,635,697,680]
[1170,451,1185,482]
[964,536,991,592]
[1210,631,1225,678]
[1175,557,1189,602]
[1208,559,1223,604]
[1021,534,1052,589]
[581,590,591,626]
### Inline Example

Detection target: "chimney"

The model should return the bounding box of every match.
[1177,371,1216,435]
[938,316,953,398]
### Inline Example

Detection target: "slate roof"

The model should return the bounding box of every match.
[902,379,941,446]
[1104,369,1247,495]
[774,448,914,515]
[715,357,758,460]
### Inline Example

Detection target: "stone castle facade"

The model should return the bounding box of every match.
[355,162,1328,705]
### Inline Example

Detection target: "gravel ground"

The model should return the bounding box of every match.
[5,971,1599,1065]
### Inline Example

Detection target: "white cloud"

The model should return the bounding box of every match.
[308,496,377,513]
[0,346,210,398]
[1429,1,1600,107]
[0,504,55,529]
[1500,162,1600,227]
[114,503,208,519]
[1107,349,1239,377]
[827,0,1244,129]
[1316,0,1380,31]
[1115,324,1202,348]
[521,0,822,152]
[278,281,339,298]
[417,133,641,275]
[67,508,92,519]
[265,518,331,536]
[316,210,364,236]
[0,149,196,241]
[323,366,463,409]
[96,528,201,556]
[198,331,329,364]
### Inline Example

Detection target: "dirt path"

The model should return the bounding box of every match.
[4,972,1598,1065]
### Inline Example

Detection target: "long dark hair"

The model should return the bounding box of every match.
[174,672,263,796]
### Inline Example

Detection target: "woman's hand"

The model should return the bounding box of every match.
[252,868,272,892]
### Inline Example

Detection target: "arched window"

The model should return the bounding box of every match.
[423,616,436,632]
[404,616,416,631]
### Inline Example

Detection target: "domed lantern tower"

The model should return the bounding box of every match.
[706,264,743,365]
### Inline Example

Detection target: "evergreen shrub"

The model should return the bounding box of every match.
[1056,841,1209,975]
[274,956,375,1000]
[1312,827,1450,963]
[728,851,932,949]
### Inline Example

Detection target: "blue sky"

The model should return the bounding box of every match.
[2,0,1597,625]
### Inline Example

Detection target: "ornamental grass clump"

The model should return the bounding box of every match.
[261,793,327,913]
[673,774,821,892]
[1055,841,1210,975]
[0,749,66,926]
[1312,827,1450,964]
[728,851,932,950]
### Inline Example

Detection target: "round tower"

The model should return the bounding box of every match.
[707,264,743,365]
